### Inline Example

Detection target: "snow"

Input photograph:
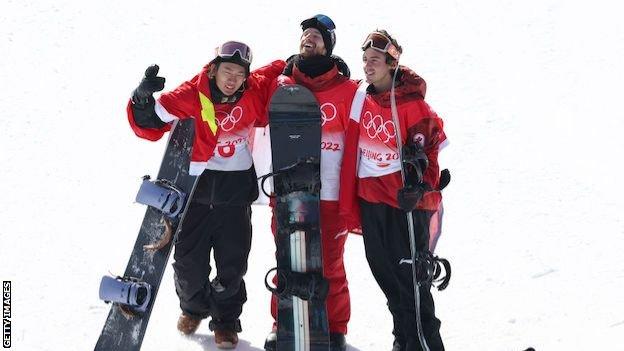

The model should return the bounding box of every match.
[1,0,623,350]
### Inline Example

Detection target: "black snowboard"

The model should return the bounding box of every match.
[269,84,329,350]
[95,119,197,351]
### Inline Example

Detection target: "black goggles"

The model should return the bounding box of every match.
[301,14,336,32]
[214,41,253,65]
[361,32,401,60]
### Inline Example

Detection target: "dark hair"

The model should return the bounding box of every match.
[213,52,250,76]
[375,29,403,64]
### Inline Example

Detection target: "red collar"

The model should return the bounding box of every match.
[292,65,348,92]
[371,66,427,107]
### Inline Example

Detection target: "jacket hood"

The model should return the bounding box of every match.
[369,66,427,107]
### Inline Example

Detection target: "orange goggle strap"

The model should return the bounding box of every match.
[362,32,401,60]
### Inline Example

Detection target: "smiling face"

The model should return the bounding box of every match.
[299,27,326,58]
[362,47,396,92]
[213,62,246,96]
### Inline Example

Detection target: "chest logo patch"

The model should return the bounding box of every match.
[216,106,243,132]
[320,103,337,126]
[362,111,396,143]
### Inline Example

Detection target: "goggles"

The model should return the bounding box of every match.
[301,14,336,32]
[361,32,401,60]
[313,14,336,31]
[214,41,253,65]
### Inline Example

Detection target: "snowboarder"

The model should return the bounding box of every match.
[127,40,284,349]
[340,30,449,351]
[262,14,359,351]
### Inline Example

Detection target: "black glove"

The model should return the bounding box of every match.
[130,65,166,129]
[438,169,451,191]
[402,143,428,186]
[398,183,430,212]
[132,65,166,106]
[331,55,351,78]
[397,131,429,211]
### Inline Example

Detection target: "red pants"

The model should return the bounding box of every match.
[270,200,351,334]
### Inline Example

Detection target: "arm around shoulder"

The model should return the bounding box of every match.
[250,60,287,81]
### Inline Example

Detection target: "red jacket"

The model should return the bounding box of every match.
[127,60,285,175]
[340,66,448,229]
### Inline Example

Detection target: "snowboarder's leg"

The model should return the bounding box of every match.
[210,205,253,325]
[359,200,406,346]
[172,202,215,320]
[320,201,350,335]
[394,209,444,351]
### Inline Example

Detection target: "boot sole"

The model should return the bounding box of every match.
[216,341,237,349]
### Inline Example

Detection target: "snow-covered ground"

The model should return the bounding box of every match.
[1,0,623,350]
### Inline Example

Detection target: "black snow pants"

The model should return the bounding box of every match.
[359,200,444,351]
[172,167,257,330]
[173,202,252,326]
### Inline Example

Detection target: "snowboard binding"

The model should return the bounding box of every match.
[259,157,321,197]
[135,175,187,218]
[99,275,152,316]
[264,267,329,301]
[400,251,452,290]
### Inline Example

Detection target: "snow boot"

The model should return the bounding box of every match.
[210,319,242,349]
[329,333,347,351]
[263,330,277,351]
[214,329,239,349]
[392,337,404,351]
[177,313,201,335]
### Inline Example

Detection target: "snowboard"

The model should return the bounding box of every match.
[95,119,197,351]
[268,84,329,350]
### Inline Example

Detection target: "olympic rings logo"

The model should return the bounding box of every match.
[216,106,243,132]
[320,103,337,126]
[362,111,396,143]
